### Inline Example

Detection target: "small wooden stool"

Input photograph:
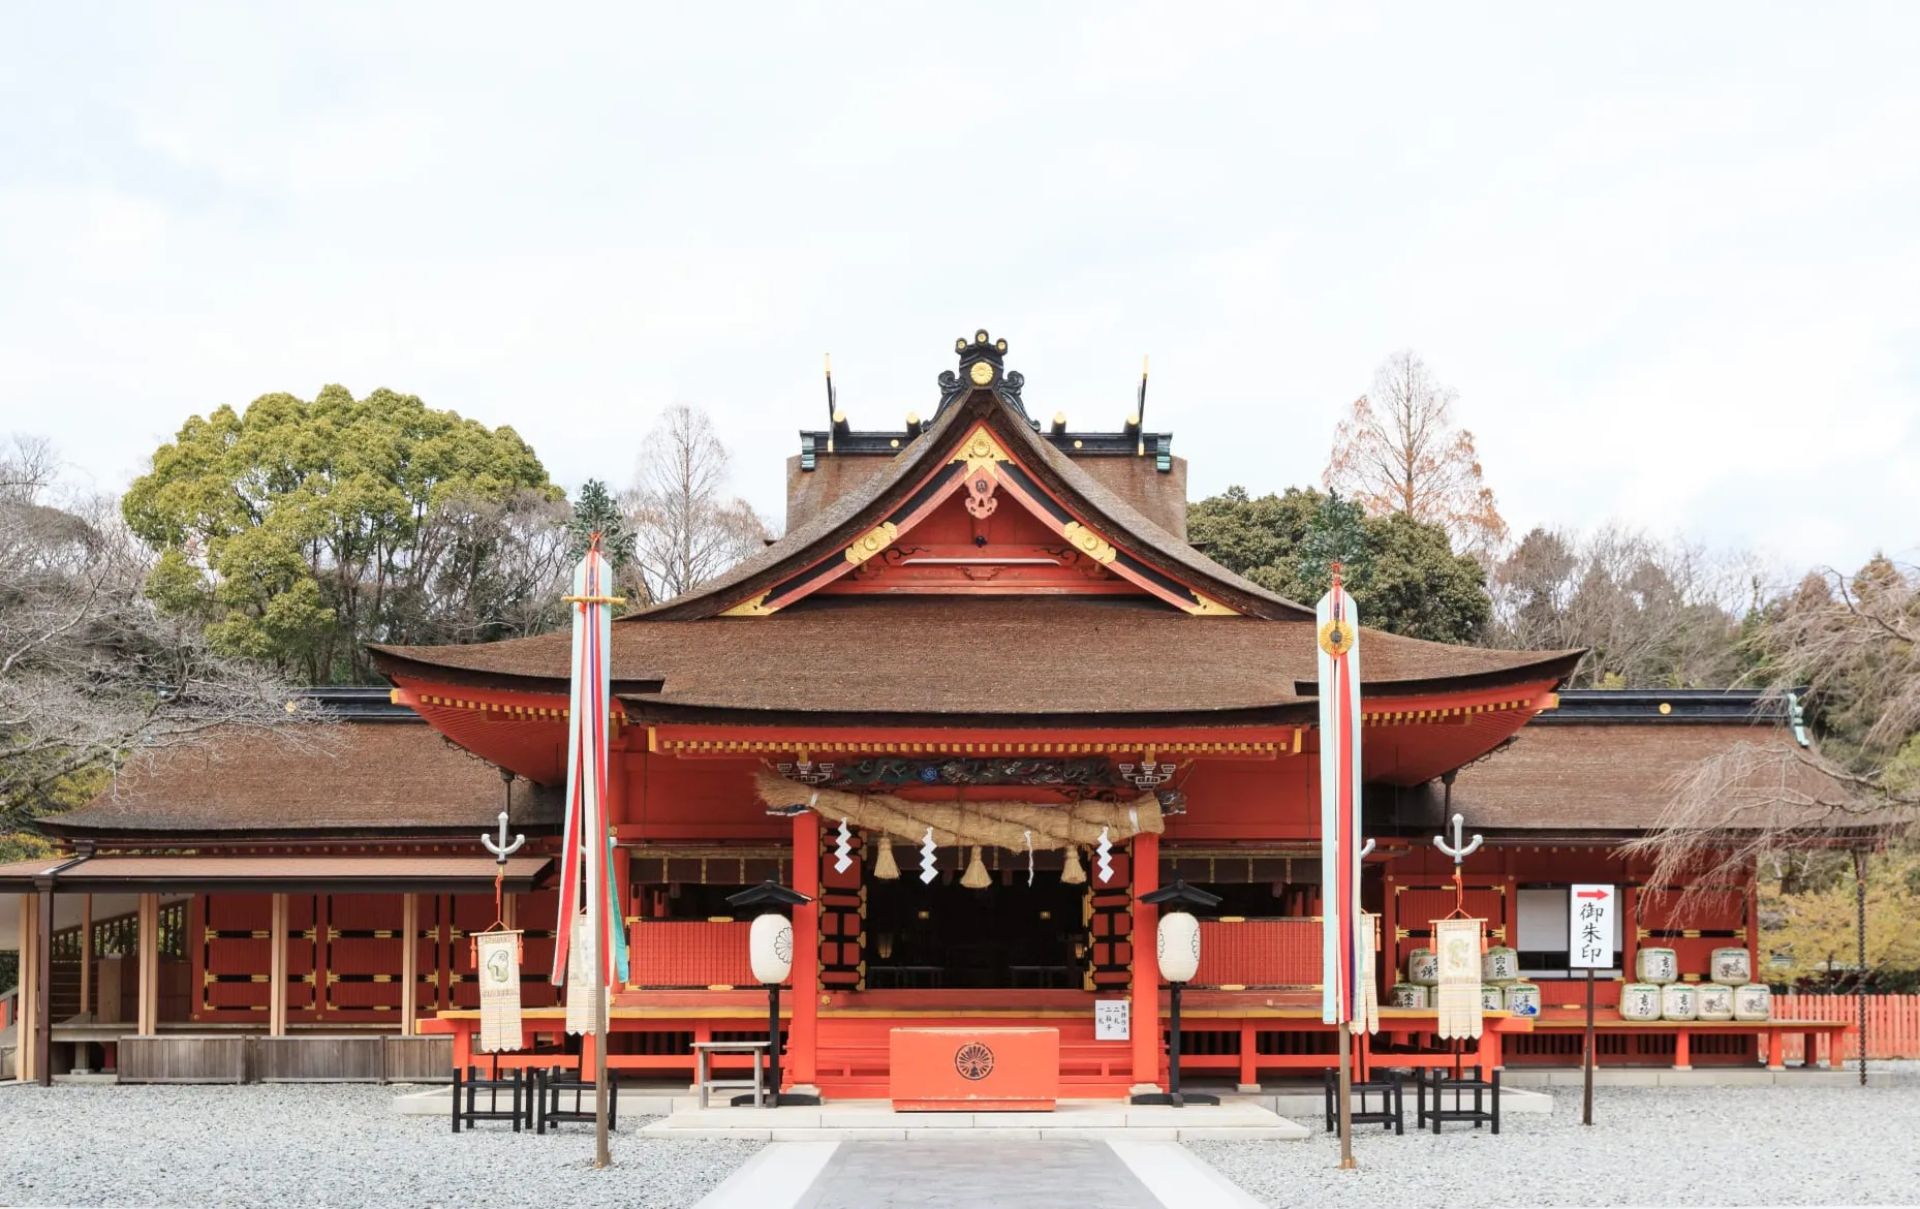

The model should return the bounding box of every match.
[693,1039,769,1108]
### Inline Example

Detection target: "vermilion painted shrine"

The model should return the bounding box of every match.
[1,332,1849,1088]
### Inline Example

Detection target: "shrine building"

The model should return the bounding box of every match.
[1,332,1834,1088]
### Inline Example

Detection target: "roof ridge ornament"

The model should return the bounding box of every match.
[937,328,1032,425]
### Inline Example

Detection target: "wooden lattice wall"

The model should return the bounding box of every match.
[190,890,558,1024]
[1084,846,1133,991]
[818,824,867,992]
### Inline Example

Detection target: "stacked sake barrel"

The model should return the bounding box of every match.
[1620,947,1676,1020]
[1391,947,1436,1009]
[1482,944,1521,1014]
[1713,949,1772,1021]
[1620,945,1771,1021]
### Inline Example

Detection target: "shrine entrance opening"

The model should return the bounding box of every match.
[864,876,1086,990]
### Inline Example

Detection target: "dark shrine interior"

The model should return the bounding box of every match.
[653,871,1318,991]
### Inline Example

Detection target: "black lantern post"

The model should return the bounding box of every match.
[1132,878,1223,1107]
[725,879,821,1107]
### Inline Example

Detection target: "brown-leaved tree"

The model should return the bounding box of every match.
[1325,350,1508,562]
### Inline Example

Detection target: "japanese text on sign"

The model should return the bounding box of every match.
[1094,999,1130,1041]
[1569,884,1615,969]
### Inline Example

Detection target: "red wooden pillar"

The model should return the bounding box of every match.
[1622,882,1640,983]
[609,748,634,928]
[790,811,820,1088]
[1130,831,1160,1092]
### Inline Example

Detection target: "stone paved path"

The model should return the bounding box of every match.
[793,1139,1163,1209]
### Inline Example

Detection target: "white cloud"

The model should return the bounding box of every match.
[1,2,1915,573]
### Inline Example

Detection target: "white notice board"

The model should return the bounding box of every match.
[1568,884,1616,969]
[1094,999,1130,1041]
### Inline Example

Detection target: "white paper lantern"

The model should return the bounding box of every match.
[1157,911,1201,984]
[750,913,794,986]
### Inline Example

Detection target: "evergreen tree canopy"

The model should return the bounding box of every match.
[1188,485,1489,644]
[125,386,562,683]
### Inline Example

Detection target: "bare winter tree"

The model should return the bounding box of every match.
[624,405,770,605]
[1621,558,1919,901]
[390,488,574,644]
[1,438,317,836]
[1488,523,1758,688]
[1325,350,1509,562]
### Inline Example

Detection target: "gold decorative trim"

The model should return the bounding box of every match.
[844,521,900,565]
[721,592,776,617]
[1061,521,1117,564]
[1359,696,1538,725]
[1184,594,1239,616]
[415,693,574,720]
[949,427,1010,466]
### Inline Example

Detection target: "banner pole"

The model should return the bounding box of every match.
[594,984,611,1166]
[1583,967,1595,1126]
[1337,1027,1355,1168]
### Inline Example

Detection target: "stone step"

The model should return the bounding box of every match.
[640,1098,1310,1142]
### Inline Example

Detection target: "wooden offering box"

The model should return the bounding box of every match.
[889,1027,1060,1111]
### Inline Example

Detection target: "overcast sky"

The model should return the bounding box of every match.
[3,4,1915,576]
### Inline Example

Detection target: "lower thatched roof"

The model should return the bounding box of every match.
[41,724,560,838]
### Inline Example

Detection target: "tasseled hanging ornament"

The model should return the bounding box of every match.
[1061,844,1087,885]
[961,845,991,889]
[872,836,900,880]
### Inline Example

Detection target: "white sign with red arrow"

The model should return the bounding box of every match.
[1569,884,1615,969]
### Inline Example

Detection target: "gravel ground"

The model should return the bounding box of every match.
[1191,1064,1920,1208]
[0,1083,762,1208]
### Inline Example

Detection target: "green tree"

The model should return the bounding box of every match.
[1189,486,1489,643]
[124,386,561,683]
[568,478,635,571]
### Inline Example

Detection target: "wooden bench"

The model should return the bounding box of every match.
[694,1040,768,1107]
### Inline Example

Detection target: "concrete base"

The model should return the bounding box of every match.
[52,1073,119,1085]
[641,1097,1310,1142]
[1500,1066,1894,1088]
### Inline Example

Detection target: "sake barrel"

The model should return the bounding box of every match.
[1618,983,1662,1021]
[1482,946,1521,984]
[1479,984,1506,1013]
[1503,982,1541,1016]
[1635,947,1679,984]
[1710,948,1753,986]
[1661,983,1699,1021]
[1733,983,1772,1021]
[1696,984,1735,1021]
[1390,983,1429,1010]
[1408,948,1439,986]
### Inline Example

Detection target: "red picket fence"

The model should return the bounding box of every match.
[1774,993,1920,1062]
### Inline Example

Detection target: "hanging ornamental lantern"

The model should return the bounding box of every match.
[750,913,795,986]
[1157,910,1201,984]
